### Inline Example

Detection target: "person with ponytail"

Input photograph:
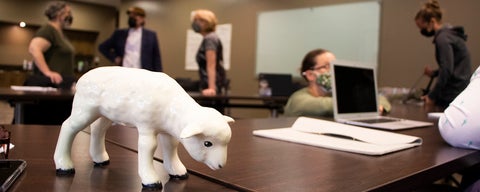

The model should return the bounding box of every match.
[415,0,472,109]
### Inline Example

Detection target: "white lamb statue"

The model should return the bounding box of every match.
[53,66,234,190]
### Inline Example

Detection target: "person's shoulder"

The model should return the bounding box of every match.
[142,28,157,35]
[36,24,54,33]
[34,24,56,39]
[205,32,220,39]
[288,87,310,98]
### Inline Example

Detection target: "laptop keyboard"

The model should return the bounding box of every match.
[354,118,400,124]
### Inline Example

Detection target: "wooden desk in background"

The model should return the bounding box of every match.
[99,103,480,192]
[0,88,74,124]
[2,124,237,191]
[0,88,288,124]
[189,92,288,117]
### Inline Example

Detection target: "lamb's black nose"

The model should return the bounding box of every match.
[218,164,223,169]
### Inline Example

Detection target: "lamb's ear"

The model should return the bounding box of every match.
[180,124,204,139]
[223,115,235,123]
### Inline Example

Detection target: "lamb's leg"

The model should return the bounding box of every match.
[54,106,99,175]
[159,133,188,179]
[89,116,112,166]
[137,129,162,190]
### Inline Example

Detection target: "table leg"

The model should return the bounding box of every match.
[14,103,23,124]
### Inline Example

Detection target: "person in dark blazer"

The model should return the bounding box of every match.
[99,6,162,72]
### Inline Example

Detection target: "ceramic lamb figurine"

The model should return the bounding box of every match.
[54,66,234,190]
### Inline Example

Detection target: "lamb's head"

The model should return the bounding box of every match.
[179,107,234,170]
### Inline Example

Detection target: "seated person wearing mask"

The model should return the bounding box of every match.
[284,49,391,117]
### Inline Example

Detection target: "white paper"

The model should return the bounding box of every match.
[253,117,422,155]
[11,86,57,92]
[0,143,14,153]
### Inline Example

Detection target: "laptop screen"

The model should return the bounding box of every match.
[333,64,378,114]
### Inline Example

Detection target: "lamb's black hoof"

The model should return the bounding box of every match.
[169,173,189,180]
[93,160,110,167]
[56,168,75,176]
[141,182,163,191]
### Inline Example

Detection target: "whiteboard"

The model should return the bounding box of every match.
[255,1,380,76]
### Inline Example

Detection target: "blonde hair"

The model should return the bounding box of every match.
[191,9,218,32]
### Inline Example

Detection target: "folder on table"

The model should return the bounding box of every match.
[253,117,422,155]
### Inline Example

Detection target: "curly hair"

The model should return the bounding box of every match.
[44,1,68,20]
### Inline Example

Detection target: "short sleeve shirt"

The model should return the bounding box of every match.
[195,32,226,91]
[34,24,75,76]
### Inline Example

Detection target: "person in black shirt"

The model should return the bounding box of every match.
[414,0,472,109]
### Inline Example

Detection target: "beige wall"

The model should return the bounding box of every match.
[0,0,479,118]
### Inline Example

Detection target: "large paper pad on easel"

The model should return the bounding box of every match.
[253,117,422,155]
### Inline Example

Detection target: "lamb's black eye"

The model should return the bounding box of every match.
[204,141,213,147]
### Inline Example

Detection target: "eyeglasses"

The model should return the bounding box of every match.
[0,126,11,159]
[310,63,330,71]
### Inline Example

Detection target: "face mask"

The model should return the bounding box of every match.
[420,28,435,37]
[62,15,73,28]
[191,22,202,33]
[315,72,332,93]
[128,17,137,28]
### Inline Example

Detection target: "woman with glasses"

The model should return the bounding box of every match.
[284,49,391,117]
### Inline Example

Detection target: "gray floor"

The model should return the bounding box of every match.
[0,101,14,124]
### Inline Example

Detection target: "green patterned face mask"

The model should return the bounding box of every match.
[315,72,332,92]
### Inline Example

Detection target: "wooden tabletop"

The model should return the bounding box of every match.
[2,124,237,192]
[98,103,480,192]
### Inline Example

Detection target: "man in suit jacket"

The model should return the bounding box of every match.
[99,6,162,72]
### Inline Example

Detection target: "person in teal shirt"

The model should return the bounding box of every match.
[284,49,391,117]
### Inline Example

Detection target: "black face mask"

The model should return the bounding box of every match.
[64,15,73,26]
[191,22,202,33]
[420,28,435,37]
[128,17,136,28]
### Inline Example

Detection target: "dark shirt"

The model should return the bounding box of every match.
[98,28,162,72]
[26,24,75,89]
[429,25,472,107]
[33,24,75,77]
[195,32,226,92]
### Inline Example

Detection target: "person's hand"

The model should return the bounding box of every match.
[378,105,385,115]
[45,71,63,84]
[421,95,435,106]
[202,88,216,96]
[114,57,122,65]
[424,66,434,77]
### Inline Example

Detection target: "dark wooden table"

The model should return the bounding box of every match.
[1,124,237,192]
[98,103,480,192]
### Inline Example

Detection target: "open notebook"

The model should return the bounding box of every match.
[253,117,422,155]
[330,60,433,130]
